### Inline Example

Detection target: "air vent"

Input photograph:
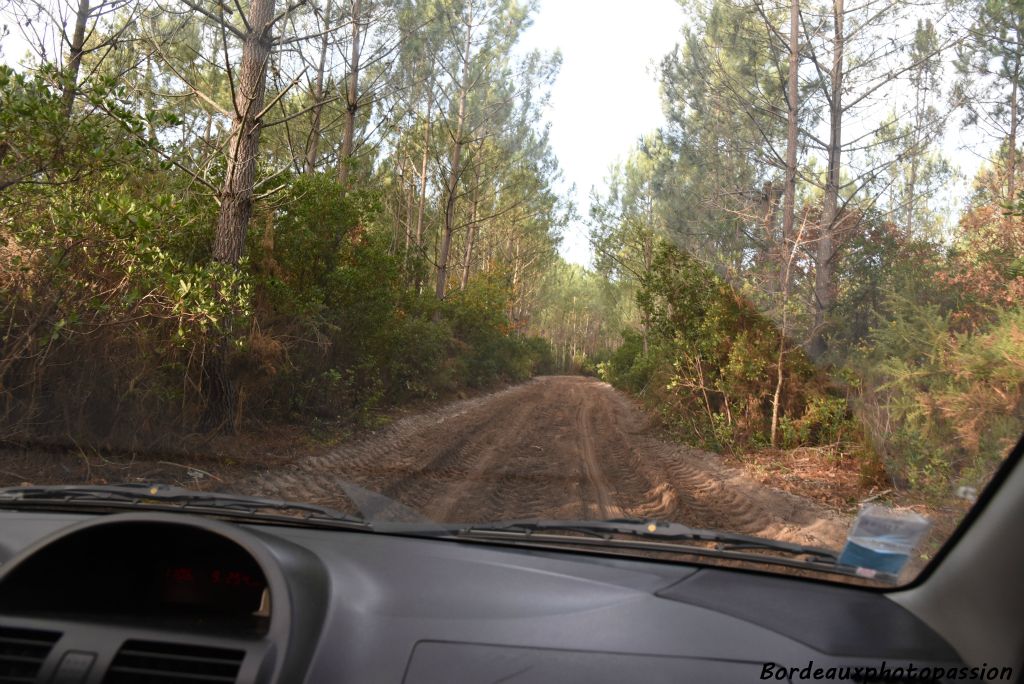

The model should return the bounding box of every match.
[0,626,60,684]
[103,640,245,684]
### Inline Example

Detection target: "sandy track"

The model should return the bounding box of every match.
[241,376,849,548]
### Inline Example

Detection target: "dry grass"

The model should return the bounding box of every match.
[727,446,878,511]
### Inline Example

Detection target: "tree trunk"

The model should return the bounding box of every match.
[772,0,800,448]
[205,0,276,431]
[415,96,432,247]
[641,230,654,355]
[62,0,91,118]
[460,222,476,290]
[212,0,276,264]
[412,91,432,293]
[509,236,521,322]
[769,331,786,449]
[760,182,782,287]
[906,53,923,238]
[460,185,479,290]
[337,0,362,187]
[810,0,843,360]
[404,156,415,260]
[1009,50,1020,201]
[304,0,332,173]
[435,2,473,301]
[143,54,158,140]
[906,133,918,238]
[782,0,799,294]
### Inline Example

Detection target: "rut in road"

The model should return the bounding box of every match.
[242,376,849,548]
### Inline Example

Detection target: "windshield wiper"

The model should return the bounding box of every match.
[0,483,368,529]
[451,518,839,564]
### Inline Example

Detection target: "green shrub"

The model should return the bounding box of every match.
[599,330,654,392]
[850,300,1023,497]
[520,335,557,376]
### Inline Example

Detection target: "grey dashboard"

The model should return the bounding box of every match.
[0,509,966,683]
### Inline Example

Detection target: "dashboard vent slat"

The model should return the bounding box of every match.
[104,640,244,684]
[0,626,61,684]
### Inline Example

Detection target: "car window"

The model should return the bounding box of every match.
[0,0,1020,587]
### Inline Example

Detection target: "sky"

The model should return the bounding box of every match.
[516,0,688,266]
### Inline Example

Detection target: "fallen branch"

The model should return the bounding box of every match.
[859,489,893,504]
[157,460,225,483]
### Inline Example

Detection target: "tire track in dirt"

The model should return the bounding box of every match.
[421,380,553,522]
[575,385,617,519]
[585,383,670,520]
[240,376,850,549]
[242,381,544,518]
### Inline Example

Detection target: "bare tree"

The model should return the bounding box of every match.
[770,0,801,447]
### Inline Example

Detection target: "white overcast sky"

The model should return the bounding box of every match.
[516,0,688,266]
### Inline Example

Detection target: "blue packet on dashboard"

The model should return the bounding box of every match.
[838,504,930,580]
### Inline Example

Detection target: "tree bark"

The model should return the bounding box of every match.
[810,0,843,360]
[212,0,276,265]
[337,0,362,187]
[205,0,277,430]
[62,0,91,118]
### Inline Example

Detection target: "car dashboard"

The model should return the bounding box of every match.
[0,510,968,683]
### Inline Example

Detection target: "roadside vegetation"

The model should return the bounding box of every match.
[1,0,567,452]
[581,0,1024,504]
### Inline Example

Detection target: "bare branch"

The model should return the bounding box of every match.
[178,0,246,40]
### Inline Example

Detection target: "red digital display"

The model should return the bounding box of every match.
[160,563,266,614]
[165,567,261,587]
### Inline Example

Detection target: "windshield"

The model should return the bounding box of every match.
[0,0,1020,587]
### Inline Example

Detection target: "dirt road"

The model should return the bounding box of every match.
[243,376,849,549]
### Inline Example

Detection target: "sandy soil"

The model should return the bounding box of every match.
[241,376,852,549]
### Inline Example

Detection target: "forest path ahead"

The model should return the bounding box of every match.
[243,376,849,548]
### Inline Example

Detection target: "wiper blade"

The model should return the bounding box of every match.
[456,518,839,562]
[0,483,368,528]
